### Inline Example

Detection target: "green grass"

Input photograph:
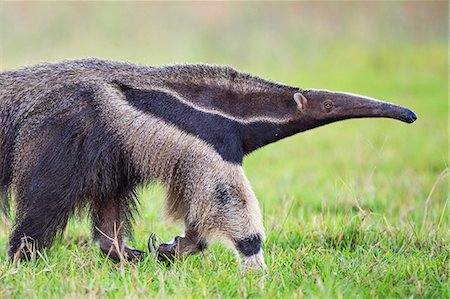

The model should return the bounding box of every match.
[0,2,449,298]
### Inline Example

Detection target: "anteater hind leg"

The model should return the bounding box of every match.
[8,193,77,261]
[93,198,145,261]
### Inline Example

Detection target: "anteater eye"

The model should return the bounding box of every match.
[324,100,334,111]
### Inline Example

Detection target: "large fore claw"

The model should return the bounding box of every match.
[147,233,159,257]
[148,234,181,264]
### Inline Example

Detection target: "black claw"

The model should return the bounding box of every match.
[130,249,146,259]
[131,249,146,255]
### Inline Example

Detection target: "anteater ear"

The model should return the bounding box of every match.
[293,92,307,112]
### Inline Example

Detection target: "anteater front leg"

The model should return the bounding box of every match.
[212,182,267,270]
[155,172,266,269]
[92,198,145,261]
[151,227,207,263]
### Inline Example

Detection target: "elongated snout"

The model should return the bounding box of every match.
[375,101,417,123]
[299,89,418,124]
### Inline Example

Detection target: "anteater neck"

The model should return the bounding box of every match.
[240,120,307,155]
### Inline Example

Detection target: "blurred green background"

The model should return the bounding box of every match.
[1,1,447,228]
[0,2,448,298]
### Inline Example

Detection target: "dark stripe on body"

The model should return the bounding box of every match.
[118,84,306,163]
[119,85,245,164]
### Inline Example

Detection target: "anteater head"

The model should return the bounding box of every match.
[193,69,418,154]
[289,89,417,131]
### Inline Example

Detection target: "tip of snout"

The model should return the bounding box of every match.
[402,109,418,124]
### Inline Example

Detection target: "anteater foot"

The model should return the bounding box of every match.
[100,244,146,262]
[124,247,146,261]
[148,234,181,264]
[9,236,36,263]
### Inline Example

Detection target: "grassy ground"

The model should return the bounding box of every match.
[0,2,448,298]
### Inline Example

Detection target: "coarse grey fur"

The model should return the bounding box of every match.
[0,58,416,268]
